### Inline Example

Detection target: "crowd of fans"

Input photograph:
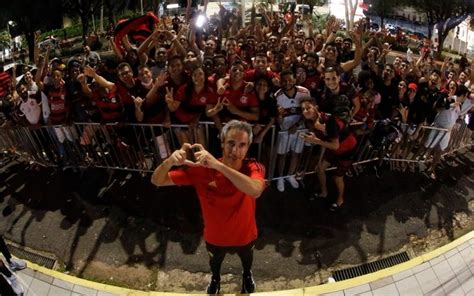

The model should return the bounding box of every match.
[0,4,473,211]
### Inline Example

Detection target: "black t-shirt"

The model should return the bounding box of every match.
[417,82,440,124]
[375,79,399,119]
[258,95,277,125]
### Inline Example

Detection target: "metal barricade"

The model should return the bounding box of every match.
[0,120,471,180]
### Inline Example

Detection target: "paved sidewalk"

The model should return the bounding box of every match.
[11,233,474,296]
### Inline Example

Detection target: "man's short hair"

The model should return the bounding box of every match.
[255,52,267,59]
[324,66,340,75]
[221,120,253,144]
[280,69,294,78]
[117,62,132,71]
[168,55,183,63]
[431,69,441,76]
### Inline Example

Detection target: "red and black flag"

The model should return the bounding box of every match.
[114,12,159,55]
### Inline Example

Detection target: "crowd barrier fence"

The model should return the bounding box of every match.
[0,120,472,181]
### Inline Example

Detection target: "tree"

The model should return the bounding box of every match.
[62,0,103,44]
[343,0,359,31]
[364,0,401,29]
[411,0,474,58]
[0,0,63,62]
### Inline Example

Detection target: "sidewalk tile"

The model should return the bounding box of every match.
[414,268,441,294]
[358,292,373,296]
[20,268,36,277]
[429,255,446,267]
[392,268,414,282]
[395,275,423,296]
[432,260,456,283]
[412,262,431,274]
[26,278,51,296]
[97,291,120,296]
[457,241,471,252]
[442,277,464,295]
[321,292,344,296]
[457,268,474,294]
[469,238,474,246]
[444,247,459,258]
[447,253,469,275]
[460,246,474,267]
[371,283,399,295]
[72,284,98,295]
[48,285,71,296]
[369,276,394,290]
[17,272,34,290]
[34,271,54,284]
[343,283,371,295]
[52,277,74,290]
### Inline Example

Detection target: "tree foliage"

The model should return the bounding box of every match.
[410,0,474,57]
[364,0,404,28]
[0,0,63,61]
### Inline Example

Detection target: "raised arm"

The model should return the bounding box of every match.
[192,144,265,198]
[340,31,362,73]
[83,65,116,92]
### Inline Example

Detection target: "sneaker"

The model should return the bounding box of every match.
[286,175,299,189]
[206,278,220,294]
[241,272,256,293]
[9,259,26,272]
[276,178,285,192]
[6,274,23,295]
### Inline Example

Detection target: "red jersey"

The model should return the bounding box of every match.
[45,85,67,124]
[0,71,12,97]
[92,90,123,123]
[169,159,265,246]
[243,69,278,82]
[220,85,259,122]
[173,84,218,124]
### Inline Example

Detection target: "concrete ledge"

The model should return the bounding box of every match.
[21,231,474,295]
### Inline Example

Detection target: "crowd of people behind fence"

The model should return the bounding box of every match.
[0,3,474,210]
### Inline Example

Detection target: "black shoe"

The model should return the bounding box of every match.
[206,278,220,294]
[241,273,256,293]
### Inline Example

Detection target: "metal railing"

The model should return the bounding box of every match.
[0,119,472,180]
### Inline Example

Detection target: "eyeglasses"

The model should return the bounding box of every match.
[326,47,337,53]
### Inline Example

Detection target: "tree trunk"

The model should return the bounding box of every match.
[81,13,90,45]
[437,29,447,59]
[25,30,35,64]
[380,14,384,29]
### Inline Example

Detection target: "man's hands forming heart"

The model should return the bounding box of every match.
[168,143,220,169]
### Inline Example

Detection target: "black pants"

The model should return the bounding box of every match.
[0,274,15,296]
[0,236,12,264]
[205,240,255,280]
[0,236,14,295]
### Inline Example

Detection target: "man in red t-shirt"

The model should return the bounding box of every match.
[151,120,266,294]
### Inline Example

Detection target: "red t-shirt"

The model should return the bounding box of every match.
[169,159,265,246]
[244,69,278,82]
[174,84,218,124]
[220,85,259,122]
[45,85,67,124]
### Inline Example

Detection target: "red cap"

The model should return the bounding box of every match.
[408,83,418,92]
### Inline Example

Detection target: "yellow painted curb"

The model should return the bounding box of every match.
[21,231,473,296]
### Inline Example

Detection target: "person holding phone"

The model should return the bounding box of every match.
[151,120,266,294]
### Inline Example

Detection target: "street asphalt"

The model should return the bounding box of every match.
[0,150,473,292]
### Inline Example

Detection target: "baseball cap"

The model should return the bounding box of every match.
[408,83,418,92]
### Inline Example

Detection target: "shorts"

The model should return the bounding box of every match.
[424,129,450,151]
[53,126,76,143]
[276,129,307,155]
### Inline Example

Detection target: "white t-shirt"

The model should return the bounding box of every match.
[275,85,310,130]
[20,91,43,125]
